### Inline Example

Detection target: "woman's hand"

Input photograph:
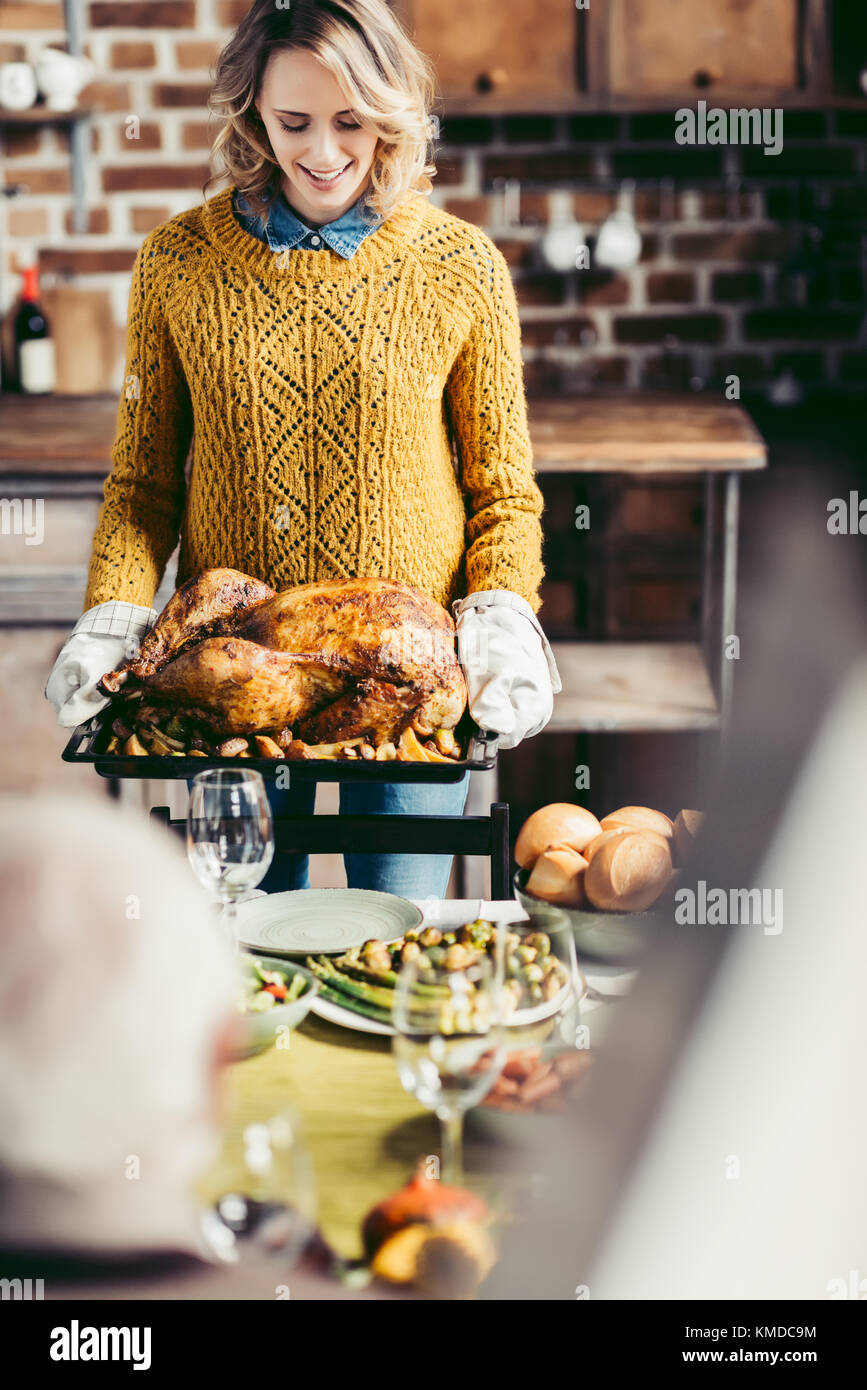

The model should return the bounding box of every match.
[45,601,157,728]
[451,590,562,751]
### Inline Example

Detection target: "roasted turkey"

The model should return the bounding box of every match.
[100,569,468,744]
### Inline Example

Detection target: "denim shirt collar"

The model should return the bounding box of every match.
[235,187,384,260]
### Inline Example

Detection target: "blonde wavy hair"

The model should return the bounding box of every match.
[207,0,439,223]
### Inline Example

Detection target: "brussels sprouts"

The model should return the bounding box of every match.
[524,931,551,959]
[543,971,564,1001]
[459,919,494,947]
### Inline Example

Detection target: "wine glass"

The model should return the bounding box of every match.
[187,769,274,949]
[496,917,585,1048]
[393,954,505,1183]
[196,1103,317,1270]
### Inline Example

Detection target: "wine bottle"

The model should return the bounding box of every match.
[15,264,56,395]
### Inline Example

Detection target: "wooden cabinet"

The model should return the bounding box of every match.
[395,0,578,105]
[606,0,802,99]
[0,626,103,795]
[394,0,829,111]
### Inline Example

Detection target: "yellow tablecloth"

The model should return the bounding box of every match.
[225,1013,441,1258]
[224,1009,546,1260]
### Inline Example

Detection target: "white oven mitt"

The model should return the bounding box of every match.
[45,601,157,728]
[451,590,562,751]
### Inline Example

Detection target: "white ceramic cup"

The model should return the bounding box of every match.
[0,62,38,112]
[35,47,94,112]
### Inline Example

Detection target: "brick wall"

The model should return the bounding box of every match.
[1,1,865,396]
[439,110,867,399]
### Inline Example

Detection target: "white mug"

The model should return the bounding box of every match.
[35,46,94,112]
[0,62,38,113]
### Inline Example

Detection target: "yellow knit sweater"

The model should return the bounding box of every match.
[84,186,546,616]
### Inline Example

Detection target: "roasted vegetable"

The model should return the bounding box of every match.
[314,982,392,1026]
[100,695,462,764]
[253,734,284,758]
[480,1045,594,1113]
[372,1221,496,1298]
[217,737,249,757]
[306,956,396,1012]
[362,1163,488,1259]
[433,728,456,756]
[421,739,455,764]
[397,727,429,761]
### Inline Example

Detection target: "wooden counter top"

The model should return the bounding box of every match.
[528,394,766,473]
[0,391,766,477]
[0,394,119,476]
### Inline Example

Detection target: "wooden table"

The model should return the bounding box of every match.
[528,393,767,737]
[223,898,628,1259]
[528,394,766,474]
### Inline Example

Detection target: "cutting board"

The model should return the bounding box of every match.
[41,284,121,395]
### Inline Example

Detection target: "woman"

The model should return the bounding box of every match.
[46,0,561,898]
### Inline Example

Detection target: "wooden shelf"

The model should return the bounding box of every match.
[0,571,88,626]
[549,641,719,732]
[433,90,867,116]
[0,106,91,127]
[528,395,767,475]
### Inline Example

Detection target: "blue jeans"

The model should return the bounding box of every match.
[257,772,472,899]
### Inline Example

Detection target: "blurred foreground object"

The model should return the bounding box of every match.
[0,793,236,1258]
[588,653,867,1298]
[483,466,867,1299]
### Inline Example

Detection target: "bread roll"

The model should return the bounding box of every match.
[515,803,602,869]
[585,830,672,912]
[599,805,674,839]
[673,809,704,861]
[584,825,669,862]
[526,846,588,906]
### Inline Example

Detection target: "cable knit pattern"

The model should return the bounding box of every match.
[83,186,546,615]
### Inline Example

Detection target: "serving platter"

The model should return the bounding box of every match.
[310,993,395,1037]
[62,708,497,783]
[306,974,578,1039]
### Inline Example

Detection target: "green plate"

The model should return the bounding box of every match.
[236,888,423,958]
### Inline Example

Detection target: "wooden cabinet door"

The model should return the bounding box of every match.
[608,0,800,97]
[0,627,103,794]
[396,0,578,106]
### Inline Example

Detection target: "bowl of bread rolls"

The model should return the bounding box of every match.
[513,803,704,963]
